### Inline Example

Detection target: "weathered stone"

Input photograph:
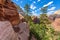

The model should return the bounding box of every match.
[0,0,30,40]
[16,22,30,40]
[0,21,19,40]
[0,0,20,26]
[49,10,60,31]
[52,18,60,31]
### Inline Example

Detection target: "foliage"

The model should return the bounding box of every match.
[29,6,55,40]
[40,6,48,14]
[24,4,32,22]
[54,32,60,40]
[24,4,30,15]
[15,3,60,40]
[29,22,54,40]
[23,3,60,40]
[40,14,51,25]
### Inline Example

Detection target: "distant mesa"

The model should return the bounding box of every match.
[49,10,60,21]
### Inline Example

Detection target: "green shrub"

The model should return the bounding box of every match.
[29,22,54,40]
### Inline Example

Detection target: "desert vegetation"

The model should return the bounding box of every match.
[23,4,60,40]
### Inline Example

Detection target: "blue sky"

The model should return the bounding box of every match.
[12,0,60,16]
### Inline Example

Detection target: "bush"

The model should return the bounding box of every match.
[29,22,54,40]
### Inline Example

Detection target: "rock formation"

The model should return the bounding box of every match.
[52,18,60,31]
[49,10,60,31]
[0,21,19,40]
[0,0,30,40]
[0,0,20,26]
[15,22,30,40]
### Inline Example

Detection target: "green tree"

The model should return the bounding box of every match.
[24,4,30,15]
[40,6,51,25]
[24,4,32,22]
[40,6,48,14]
[39,6,54,40]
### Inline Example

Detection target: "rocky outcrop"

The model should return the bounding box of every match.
[0,21,19,40]
[49,10,60,31]
[49,10,60,21]
[15,22,30,40]
[52,18,60,31]
[0,0,30,40]
[0,0,20,26]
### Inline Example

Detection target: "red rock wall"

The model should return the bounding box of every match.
[52,18,60,31]
[0,0,20,26]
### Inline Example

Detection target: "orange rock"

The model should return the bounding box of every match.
[0,0,20,26]
[52,18,60,31]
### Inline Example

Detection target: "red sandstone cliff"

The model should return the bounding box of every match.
[49,10,60,31]
[0,0,30,40]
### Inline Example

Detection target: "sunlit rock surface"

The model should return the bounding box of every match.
[0,21,19,40]
[52,18,60,31]
[54,10,60,14]
[49,10,60,31]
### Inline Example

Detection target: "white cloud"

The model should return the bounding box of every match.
[31,11,39,16]
[47,11,54,15]
[48,7,56,10]
[30,4,36,10]
[31,11,34,15]
[35,8,41,12]
[33,1,36,3]
[37,0,40,2]
[43,1,53,7]
[20,6,24,11]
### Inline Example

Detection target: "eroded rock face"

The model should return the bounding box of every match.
[0,21,19,40]
[52,18,60,31]
[0,0,20,26]
[0,0,30,40]
[16,22,30,40]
